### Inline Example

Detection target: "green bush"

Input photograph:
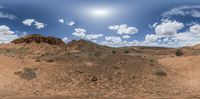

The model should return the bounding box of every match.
[175,49,184,56]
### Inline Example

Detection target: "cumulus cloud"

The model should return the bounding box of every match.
[72,28,86,38]
[155,20,184,36]
[162,5,200,18]
[85,34,103,40]
[22,19,46,29]
[143,21,200,47]
[0,12,16,20]
[189,24,200,34]
[109,24,138,35]
[22,19,35,26]
[72,28,103,41]
[0,25,19,43]
[145,34,162,42]
[122,35,131,39]
[105,36,122,43]
[58,19,75,26]
[101,38,140,47]
[62,37,69,43]
[68,21,75,26]
[58,19,64,23]
[0,25,14,35]
[34,21,46,29]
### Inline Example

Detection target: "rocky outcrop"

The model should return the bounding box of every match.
[11,34,65,45]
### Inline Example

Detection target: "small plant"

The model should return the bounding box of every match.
[91,76,98,82]
[112,50,116,54]
[175,49,184,56]
[124,50,129,53]
[149,59,154,62]
[15,68,38,80]
[46,59,55,62]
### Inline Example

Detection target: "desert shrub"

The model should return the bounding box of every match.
[112,50,116,54]
[149,59,154,62]
[124,50,129,53]
[91,76,98,82]
[175,49,184,56]
[15,68,37,80]
[46,59,55,62]
[153,68,167,76]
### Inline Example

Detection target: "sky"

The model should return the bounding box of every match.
[0,0,200,47]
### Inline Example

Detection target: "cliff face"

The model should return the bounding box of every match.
[11,34,65,45]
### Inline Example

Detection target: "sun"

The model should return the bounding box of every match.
[89,8,110,17]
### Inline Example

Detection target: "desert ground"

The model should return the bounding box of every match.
[0,34,200,99]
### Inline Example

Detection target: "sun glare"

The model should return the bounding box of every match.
[89,8,110,17]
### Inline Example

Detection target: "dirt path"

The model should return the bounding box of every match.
[158,56,200,96]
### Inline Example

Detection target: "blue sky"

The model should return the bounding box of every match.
[0,0,200,47]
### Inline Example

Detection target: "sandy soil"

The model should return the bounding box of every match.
[159,56,200,97]
[0,40,200,98]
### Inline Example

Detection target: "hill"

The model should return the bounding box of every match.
[0,35,200,98]
[11,34,65,45]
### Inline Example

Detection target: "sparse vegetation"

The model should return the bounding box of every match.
[124,50,129,53]
[46,59,55,62]
[112,50,116,54]
[149,59,154,62]
[91,76,98,82]
[175,49,184,56]
[15,68,38,80]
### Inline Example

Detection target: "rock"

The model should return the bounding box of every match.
[11,34,65,45]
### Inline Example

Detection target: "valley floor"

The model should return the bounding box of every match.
[0,42,200,98]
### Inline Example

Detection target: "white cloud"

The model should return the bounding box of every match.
[0,25,14,35]
[189,24,200,34]
[101,39,140,47]
[145,34,162,42]
[72,28,103,41]
[0,12,16,20]
[72,28,86,38]
[142,22,200,47]
[85,34,103,40]
[68,21,75,26]
[105,36,122,43]
[62,37,69,43]
[0,25,19,43]
[22,19,35,26]
[162,5,200,18]
[34,21,46,29]
[109,24,138,35]
[155,20,184,36]
[148,23,158,29]
[22,19,46,29]
[58,19,64,23]
[122,35,131,39]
